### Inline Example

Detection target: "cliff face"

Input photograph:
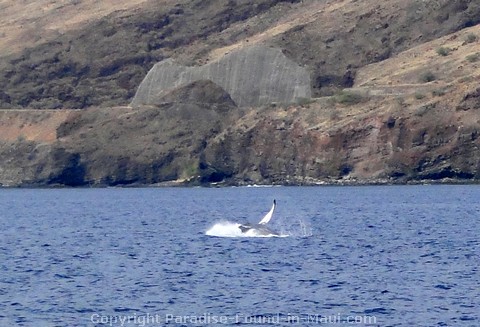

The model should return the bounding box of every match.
[0,110,84,186]
[0,0,479,186]
[0,81,242,186]
[201,86,480,185]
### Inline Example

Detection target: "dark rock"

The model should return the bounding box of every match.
[386,116,396,128]
[47,149,87,186]
[457,87,480,111]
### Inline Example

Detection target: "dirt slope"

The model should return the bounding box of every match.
[0,0,151,55]
[1,0,479,108]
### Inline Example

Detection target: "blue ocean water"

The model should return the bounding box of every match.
[0,186,478,327]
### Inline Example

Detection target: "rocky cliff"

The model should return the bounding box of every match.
[0,0,479,186]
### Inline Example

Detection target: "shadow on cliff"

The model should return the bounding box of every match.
[52,80,240,186]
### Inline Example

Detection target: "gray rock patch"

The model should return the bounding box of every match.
[131,46,311,107]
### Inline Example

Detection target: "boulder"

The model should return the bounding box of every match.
[157,79,237,111]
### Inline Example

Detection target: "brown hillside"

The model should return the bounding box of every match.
[0,0,151,56]
[0,0,479,186]
[1,0,479,108]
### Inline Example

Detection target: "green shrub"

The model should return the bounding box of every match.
[436,47,451,56]
[395,96,406,107]
[335,90,365,105]
[414,103,437,116]
[465,33,478,44]
[466,53,480,63]
[329,108,339,120]
[296,97,316,106]
[414,92,426,100]
[459,76,473,83]
[432,88,446,97]
[419,71,436,83]
[182,162,199,179]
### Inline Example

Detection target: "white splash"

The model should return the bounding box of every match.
[205,221,286,238]
[205,221,244,238]
[279,218,313,237]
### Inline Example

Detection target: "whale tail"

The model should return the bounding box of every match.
[236,200,278,236]
[258,199,276,225]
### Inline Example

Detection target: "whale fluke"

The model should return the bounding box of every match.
[259,199,276,225]
[238,200,279,236]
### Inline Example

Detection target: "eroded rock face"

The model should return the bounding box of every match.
[131,46,311,107]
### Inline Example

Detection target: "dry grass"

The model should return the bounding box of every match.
[208,0,331,60]
[0,109,74,142]
[0,0,153,55]
[355,25,480,87]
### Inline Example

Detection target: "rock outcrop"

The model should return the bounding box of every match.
[131,46,311,108]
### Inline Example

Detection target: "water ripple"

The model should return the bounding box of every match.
[0,186,478,326]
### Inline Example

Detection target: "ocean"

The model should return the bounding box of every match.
[0,186,478,326]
